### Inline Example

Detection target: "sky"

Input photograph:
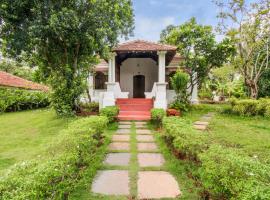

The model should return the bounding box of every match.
[126,0,223,42]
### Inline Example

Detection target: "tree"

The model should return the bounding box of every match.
[215,0,270,99]
[161,18,235,95]
[159,25,176,43]
[0,0,134,115]
[258,68,270,97]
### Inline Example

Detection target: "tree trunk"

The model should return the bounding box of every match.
[86,88,91,103]
[247,80,258,99]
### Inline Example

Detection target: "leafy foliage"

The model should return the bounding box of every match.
[151,108,166,127]
[0,88,50,113]
[0,0,134,115]
[79,102,99,112]
[100,106,119,123]
[199,145,270,200]
[170,70,190,111]
[161,18,235,93]
[258,68,270,98]
[0,116,108,199]
[230,98,270,117]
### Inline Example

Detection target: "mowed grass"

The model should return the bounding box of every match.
[0,109,74,173]
[183,104,270,162]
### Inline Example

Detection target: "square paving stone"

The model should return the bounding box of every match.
[194,124,207,131]
[116,129,131,134]
[136,129,152,135]
[112,135,130,142]
[138,153,165,167]
[119,121,132,125]
[137,143,158,151]
[135,121,147,125]
[108,142,130,151]
[103,153,130,166]
[138,171,181,199]
[136,135,154,142]
[136,124,147,129]
[201,116,212,121]
[194,121,209,126]
[92,170,129,195]
[119,124,131,129]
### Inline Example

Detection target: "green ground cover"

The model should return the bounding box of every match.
[0,109,73,173]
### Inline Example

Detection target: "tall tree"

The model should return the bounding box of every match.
[161,18,235,95]
[215,0,270,98]
[0,0,134,115]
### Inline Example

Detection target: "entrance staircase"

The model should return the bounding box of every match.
[116,98,153,121]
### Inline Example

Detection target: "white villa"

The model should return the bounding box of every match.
[88,40,198,120]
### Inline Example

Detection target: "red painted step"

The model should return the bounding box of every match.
[116,98,153,121]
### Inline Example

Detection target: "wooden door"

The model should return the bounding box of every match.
[133,75,145,98]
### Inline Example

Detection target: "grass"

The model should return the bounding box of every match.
[0,109,74,173]
[183,104,270,162]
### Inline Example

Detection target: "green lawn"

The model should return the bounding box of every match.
[0,109,74,173]
[183,104,270,163]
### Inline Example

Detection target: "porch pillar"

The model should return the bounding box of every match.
[158,51,166,83]
[102,52,117,108]
[154,51,168,110]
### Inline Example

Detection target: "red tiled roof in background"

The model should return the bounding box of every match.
[113,40,177,52]
[0,71,49,92]
[94,59,109,72]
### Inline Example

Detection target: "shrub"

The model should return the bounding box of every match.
[0,116,108,199]
[230,98,270,117]
[0,88,50,113]
[265,106,270,118]
[151,108,166,126]
[162,117,208,161]
[199,145,270,200]
[100,106,119,123]
[79,102,99,112]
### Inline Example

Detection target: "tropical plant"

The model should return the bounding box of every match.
[100,106,119,123]
[161,18,235,95]
[0,0,134,115]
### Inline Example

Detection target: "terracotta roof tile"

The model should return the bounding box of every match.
[94,59,109,72]
[0,71,49,91]
[113,40,177,52]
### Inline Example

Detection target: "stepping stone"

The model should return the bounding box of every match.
[136,129,152,135]
[138,143,158,151]
[136,135,154,142]
[194,121,209,126]
[194,124,207,131]
[112,135,130,142]
[119,124,131,129]
[201,116,212,121]
[138,171,181,199]
[108,142,130,151]
[92,170,129,195]
[135,121,147,125]
[119,121,132,125]
[103,153,130,166]
[136,124,147,129]
[138,153,165,167]
[116,129,131,134]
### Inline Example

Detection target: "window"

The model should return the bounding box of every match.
[95,72,107,89]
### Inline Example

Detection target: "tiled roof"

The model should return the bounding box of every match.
[94,59,109,72]
[0,71,49,91]
[113,40,177,52]
[167,54,184,68]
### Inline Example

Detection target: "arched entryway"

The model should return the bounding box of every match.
[133,75,145,98]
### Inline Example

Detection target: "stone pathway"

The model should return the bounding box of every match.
[91,121,181,199]
[193,112,215,131]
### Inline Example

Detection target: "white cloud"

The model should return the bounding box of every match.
[131,16,176,42]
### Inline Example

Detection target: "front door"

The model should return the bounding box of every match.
[133,75,145,98]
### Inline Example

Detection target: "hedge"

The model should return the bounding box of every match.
[0,116,108,199]
[199,145,270,200]
[100,106,119,123]
[151,108,166,126]
[230,98,270,117]
[162,116,270,200]
[162,117,208,161]
[0,88,50,113]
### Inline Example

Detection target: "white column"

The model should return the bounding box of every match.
[108,52,116,83]
[158,51,167,83]
[154,51,168,110]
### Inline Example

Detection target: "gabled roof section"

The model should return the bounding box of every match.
[0,71,49,91]
[113,40,177,52]
[94,59,109,72]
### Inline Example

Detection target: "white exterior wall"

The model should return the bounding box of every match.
[120,58,158,98]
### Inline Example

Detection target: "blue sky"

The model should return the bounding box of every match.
[128,0,221,42]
